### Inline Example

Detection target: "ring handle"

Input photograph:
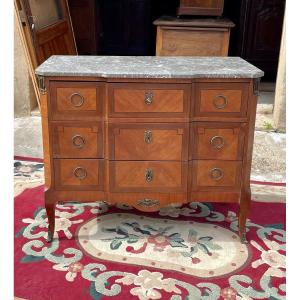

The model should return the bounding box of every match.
[145,92,153,105]
[210,168,224,181]
[73,167,87,180]
[213,95,228,109]
[69,92,85,107]
[72,135,86,148]
[210,136,225,149]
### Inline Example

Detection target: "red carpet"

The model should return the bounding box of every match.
[14,181,285,300]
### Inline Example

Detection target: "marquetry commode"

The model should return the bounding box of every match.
[35,56,263,243]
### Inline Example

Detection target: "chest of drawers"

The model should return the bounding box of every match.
[154,16,235,56]
[35,56,263,243]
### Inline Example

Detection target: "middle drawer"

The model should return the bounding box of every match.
[51,123,104,158]
[192,123,245,160]
[109,123,189,161]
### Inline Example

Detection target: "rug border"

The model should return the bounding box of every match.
[14,156,44,163]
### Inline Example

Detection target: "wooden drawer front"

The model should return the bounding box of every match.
[57,87,96,111]
[178,0,224,16]
[52,124,103,158]
[195,83,249,117]
[193,124,244,160]
[110,161,187,192]
[192,160,241,189]
[180,0,223,8]
[54,159,104,190]
[110,123,188,161]
[159,27,229,56]
[108,83,190,117]
[50,82,104,120]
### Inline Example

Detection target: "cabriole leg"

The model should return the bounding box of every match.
[45,193,55,242]
[239,189,251,244]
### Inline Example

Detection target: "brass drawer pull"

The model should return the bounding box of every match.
[73,167,87,180]
[145,168,153,182]
[145,92,153,105]
[210,135,225,149]
[69,92,85,107]
[210,168,224,181]
[213,95,228,109]
[137,198,159,207]
[144,130,153,144]
[72,135,86,148]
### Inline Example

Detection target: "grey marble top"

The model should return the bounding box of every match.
[35,56,264,79]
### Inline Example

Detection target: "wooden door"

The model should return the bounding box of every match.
[68,0,102,55]
[224,0,285,80]
[18,0,77,65]
[240,0,285,79]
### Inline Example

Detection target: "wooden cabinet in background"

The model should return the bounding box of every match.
[154,16,234,56]
[177,0,224,16]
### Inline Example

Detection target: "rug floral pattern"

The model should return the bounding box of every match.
[77,212,250,278]
[14,160,286,300]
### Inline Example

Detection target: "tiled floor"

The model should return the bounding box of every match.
[14,116,43,159]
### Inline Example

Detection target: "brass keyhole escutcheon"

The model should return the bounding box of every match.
[144,130,153,144]
[145,168,153,182]
[145,92,153,105]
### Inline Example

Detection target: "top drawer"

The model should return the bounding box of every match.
[108,83,190,118]
[49,81,104,120]
[194,83,249,118]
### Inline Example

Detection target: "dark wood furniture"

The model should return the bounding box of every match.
[154,16,234,56]
[67,0,101,55]
[36,56,263,244]
[177,0,224,16]
[224,0,285,80]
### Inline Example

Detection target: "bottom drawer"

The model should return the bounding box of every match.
[110,161,187,192]
[54,159,105,190]
[192,160,242,190]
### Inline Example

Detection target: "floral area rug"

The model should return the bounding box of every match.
[14,158,286,300]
